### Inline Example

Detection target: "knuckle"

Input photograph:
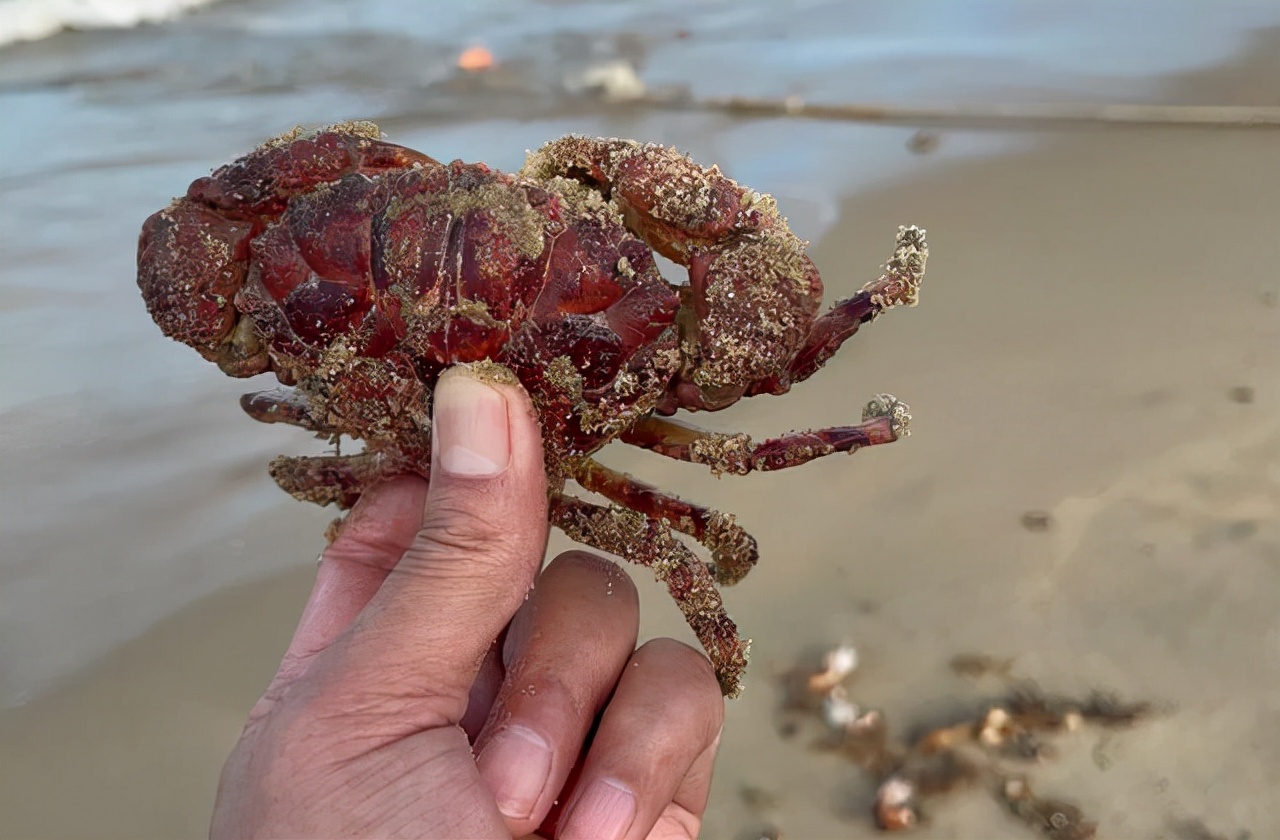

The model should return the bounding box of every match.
[328,519,409,564]
[322,532,401,572]
[496,665,580,722]
[287,661,457,739]
[409,500,515,561]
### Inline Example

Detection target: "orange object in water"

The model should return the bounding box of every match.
[457,46,494,71]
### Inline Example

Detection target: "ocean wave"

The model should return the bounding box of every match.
[0,0,222,47]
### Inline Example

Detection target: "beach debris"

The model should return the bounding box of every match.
[738,783,781,813]
[949,652,1016,679]
[822,685,885,741]
[781,648,1154,836]
[1020,510,1053,532]
[136,122,930,698]
[1227,385,1254,404]
[874,776,918,831]
[905,130,941,154]
[1002,778,1096,840]
[808,640,859,693]
[563,59,646,101]
[456,45,495,71]
[822,684,861,730]
[736,782,784,838]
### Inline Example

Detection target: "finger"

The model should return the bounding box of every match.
[556,639,725,840]
[460,634,505,741]
[312,364,550,726]
[473,551,640,835]
[647,736,720,840]
[269,475,428,691]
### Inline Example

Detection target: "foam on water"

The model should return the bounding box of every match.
[0,0,222,47]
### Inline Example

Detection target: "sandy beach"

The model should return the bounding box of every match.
[2,4,1278,839]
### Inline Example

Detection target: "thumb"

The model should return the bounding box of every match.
[313,364,550,726]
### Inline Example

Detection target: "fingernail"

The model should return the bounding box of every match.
[475,726,552,820]
[432,369,510,477]
[559,778,636,840]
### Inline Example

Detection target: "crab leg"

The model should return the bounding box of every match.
[574,458,759,586]
[268,451,407,509]
[241,387,335,434]
[621,394,910,476]
[550,493,750,697]
[748,225,928,396]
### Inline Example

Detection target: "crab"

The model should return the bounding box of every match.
[137,121,928,696]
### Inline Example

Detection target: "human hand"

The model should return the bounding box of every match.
[211,366,726,839]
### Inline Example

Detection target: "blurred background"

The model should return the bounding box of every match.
[1,1,1277,837]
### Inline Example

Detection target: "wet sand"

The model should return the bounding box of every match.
[4,28,1280,840]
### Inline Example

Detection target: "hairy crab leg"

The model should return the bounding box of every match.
[748,225,928,397]
[550,493,750,697]
[268,451,407,510]
[574,459,758,586]
[620,394,911,476]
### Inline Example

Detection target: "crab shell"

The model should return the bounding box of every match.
[136,123,931,698]
[137,123,822,475]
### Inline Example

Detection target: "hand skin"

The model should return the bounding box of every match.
[210,367,726,840]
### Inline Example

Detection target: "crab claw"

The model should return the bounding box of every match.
[137,198,269,376]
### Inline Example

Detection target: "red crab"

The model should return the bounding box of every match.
[137,121,928,696]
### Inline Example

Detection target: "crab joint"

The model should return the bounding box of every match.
[862,393,912,438]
